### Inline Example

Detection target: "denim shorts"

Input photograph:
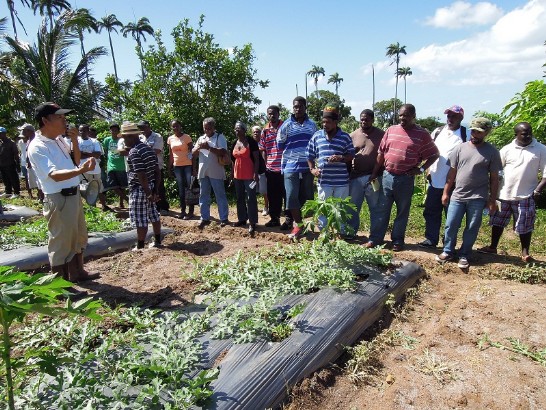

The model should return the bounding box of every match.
[284,171,314,209]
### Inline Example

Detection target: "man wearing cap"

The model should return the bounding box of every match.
[0,127,21,199]
[277,96,317,239]
[369,104,439,251]
[419,105,468,248]
[102,123,129,208]
[478,122,546,262]
[348,109,384,239]
[307,103,355,232]
[436,117,502,269]
[138,120,169,214]
[122,122,163,249]
[27,102,99,282]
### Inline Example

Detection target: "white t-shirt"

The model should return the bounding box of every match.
[428,126,465,189]
[196,132,228,180]
[499,139,546,200]
[17,139,27,167]
[140,131,164,169]
[76,137,101,175]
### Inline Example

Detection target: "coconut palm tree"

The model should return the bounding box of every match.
[98,14,123,83]
[4,10,106,119]
[65,8,98,89]
[307,65,325,94]
[327,72,343,96]
[122,17,154,80]
[31,0,72,30]
[6,0,32,40]
[385,42,407,122]
[397,67,412,104]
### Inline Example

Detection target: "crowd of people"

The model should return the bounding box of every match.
[1,97,545,284]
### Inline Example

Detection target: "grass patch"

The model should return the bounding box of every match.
[478,334,546,367]
[412,348,458,384]
[0,205,127,250]
[498,261,546,284]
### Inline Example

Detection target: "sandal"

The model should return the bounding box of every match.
[477,246,497,254]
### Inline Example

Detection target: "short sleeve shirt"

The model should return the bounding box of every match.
[448,141,502,201]
[77,137,101,174]
[349,126,384,178]
[167,134,192,166]
[141,131,164,169]
[259,120,284,172]
[102,136,126,172]
[127,142,158,189]
[196,132,228,180]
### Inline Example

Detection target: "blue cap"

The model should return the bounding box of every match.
[0,127,7,133]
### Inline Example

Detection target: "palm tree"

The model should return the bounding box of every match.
[6,0,32,40]
[385,42,407,122]
[31,0,72,30]
[65,8,98,89]
[327,72,343,96]
[122,17,154,80]
[307,65,325,94]
[98,14,123,83]
[397,67,412,104]
[4,10,106,118]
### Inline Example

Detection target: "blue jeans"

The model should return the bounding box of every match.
[443,199,486,258]
[234,179,258,224]
[317,184,349,232]
[348,174,382,236]
[173,165,193,213]
[423,185,447,246]
[375,171,415,245]
[284,171,314,210]
[199,176,229,221]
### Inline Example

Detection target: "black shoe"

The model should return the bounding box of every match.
[233,221,246,227]
[248,224,256,234]
[418,239,437,248]
[265,218,280,227]
[220,220,229,227]
[198,220,210,229]
[280,221,293,231]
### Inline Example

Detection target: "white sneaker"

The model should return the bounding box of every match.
[10,194,19,199]
[262,207,269,216]
[458,257,470,269]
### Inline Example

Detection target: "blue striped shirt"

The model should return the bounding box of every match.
[307,128,355,186]
[276,114,317,173]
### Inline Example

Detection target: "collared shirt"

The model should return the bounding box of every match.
[499,138,546,200]
[196,132,228,180]
[379,124,438,174]
[259,120,284,172]
[140,131,164,169]
[307,128,355,186]
[277,114,317,173]
[349,126,384,178]
[127,141,158,189]
[27,131,81,194]
[428,126,465,188]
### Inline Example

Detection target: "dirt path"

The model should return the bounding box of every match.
[66,208,546,409]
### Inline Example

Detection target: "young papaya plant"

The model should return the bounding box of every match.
[301,196,357,243]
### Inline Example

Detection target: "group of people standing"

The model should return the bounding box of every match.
[3,95,545,286]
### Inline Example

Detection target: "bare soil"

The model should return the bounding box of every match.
[9,200,546,409]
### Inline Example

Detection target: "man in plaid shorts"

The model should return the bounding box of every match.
[121,122,163,249]
[478,122,546,262]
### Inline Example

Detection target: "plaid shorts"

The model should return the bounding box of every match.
[129,185,160,228]
[489,197,536,234]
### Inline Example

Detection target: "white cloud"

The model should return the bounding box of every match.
[405,0,545,86]
[425,1,504,29]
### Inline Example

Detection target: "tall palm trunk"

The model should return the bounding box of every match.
[107,31,119,82]
[393,59,399,124]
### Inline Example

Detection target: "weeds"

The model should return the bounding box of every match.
[413,348,458,384]
[498,261,546,284]
[477,334,546,366]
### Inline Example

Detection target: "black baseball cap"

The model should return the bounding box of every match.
[34,102,74,122]
[137,120,150,128]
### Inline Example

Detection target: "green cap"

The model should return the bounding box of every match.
[469,117,492,132]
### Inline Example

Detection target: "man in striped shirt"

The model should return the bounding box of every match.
[277,96,317,239]
[123,122,163,250]
[369,104,439,251]
[307,103,355,233]
[259,105,285,228]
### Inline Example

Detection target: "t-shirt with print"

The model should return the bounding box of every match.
[167,134,192,166]
[102,136,125,172]
[448,141,502,201]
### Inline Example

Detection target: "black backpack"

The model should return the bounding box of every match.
[432,125,467,142]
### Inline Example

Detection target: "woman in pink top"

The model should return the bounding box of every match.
[230,121,259,234]
[167,120,194,219]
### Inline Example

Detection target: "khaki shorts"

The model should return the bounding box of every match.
[28,167,39,189]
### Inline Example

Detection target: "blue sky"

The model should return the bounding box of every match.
[5,0,545,122]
